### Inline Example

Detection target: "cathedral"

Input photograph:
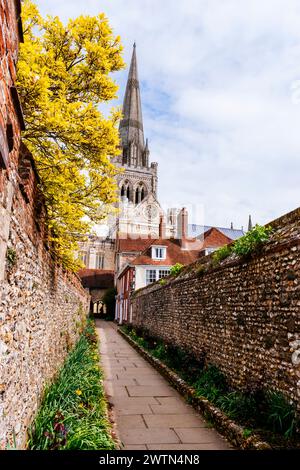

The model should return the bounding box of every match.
[79,45,180,271]
[109,43,177,240]
[78,45,245,278]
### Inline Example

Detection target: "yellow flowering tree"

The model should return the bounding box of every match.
[17,1,125,269]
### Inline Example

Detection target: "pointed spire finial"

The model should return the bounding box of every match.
[248,215,253,232]
[119,41,145,163]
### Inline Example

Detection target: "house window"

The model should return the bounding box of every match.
[79,252,87,267]
[96,253,104,269]
[158,269,170,279]
[151,246,166,260]
[146,269,157,285]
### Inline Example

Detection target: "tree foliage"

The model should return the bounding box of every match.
[17,1,125,269]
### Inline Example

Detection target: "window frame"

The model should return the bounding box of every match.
[151,245,167,260]
[146,269,157,285]
[95,253,104,269]
[158,269,170,279]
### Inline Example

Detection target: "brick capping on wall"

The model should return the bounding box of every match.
[130,206,300,411]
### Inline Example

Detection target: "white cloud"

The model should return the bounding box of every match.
[35,0,300,228]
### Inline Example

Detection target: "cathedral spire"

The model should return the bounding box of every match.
[248,215,253,231]
[119,44,145,158]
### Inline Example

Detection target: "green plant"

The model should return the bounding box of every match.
[194,365,227,401]
[6,248,17,268]
[170,263,184,277]
[152,341,167,360]
[243,428,253,438]
[217,391,257,422]
[196,265,206,276]
[212,245,232,265]
[159,278,167,286]
[264,391,298,438]
[233,225,272,257]
[27,320,114,450]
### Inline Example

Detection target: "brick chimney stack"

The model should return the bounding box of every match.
[179,207,189,249]
[159,214,166,239]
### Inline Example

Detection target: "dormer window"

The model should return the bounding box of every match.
[151,246,167,260]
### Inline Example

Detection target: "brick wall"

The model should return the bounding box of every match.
[131,207,300,409]
[0,0,24,280]
[0,1,90,449]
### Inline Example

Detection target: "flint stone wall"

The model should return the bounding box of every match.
[131,208,300,409]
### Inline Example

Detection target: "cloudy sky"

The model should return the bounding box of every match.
[36,0,300,229]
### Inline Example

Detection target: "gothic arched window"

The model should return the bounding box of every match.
[120,181,132,201]
[134,183,147,205]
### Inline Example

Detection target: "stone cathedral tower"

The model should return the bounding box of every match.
[111,44,176,239]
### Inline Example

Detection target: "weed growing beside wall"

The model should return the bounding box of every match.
[27,321,114,450]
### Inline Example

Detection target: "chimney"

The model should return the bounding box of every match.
[159,214,166,239]
[179,207,188,249]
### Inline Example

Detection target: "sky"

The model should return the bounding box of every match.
[36,0,300,229]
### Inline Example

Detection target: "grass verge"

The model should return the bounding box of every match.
[27,320,115,450]
[121,325,300,448]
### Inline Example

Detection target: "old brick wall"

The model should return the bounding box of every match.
[0,0,24,280]
[131,207,300,408]
[0,1,90,449]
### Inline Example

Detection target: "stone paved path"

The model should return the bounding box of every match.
[96,320,232,450]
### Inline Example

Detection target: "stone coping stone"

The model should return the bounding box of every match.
[118,328,272,450]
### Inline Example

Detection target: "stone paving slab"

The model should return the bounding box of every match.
[174,427,228,445]
[127,385,177,397]
[109,397,159,406]
[150,404,196,415]
[96,320,232,451]
[135,376,167,386]
[147,443,229,450]
[143,414,207,428]
[117,415,147,429]
[119,428,180,445]
[114,404,154,416]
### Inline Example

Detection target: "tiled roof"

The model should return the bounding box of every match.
[78,269,114,289]
[200,227,232,248]
[131,238,200,266]
[188,224,244,240]
[116,237,153,253]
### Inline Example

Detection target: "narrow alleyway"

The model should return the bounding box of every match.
[96,320,231,450]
